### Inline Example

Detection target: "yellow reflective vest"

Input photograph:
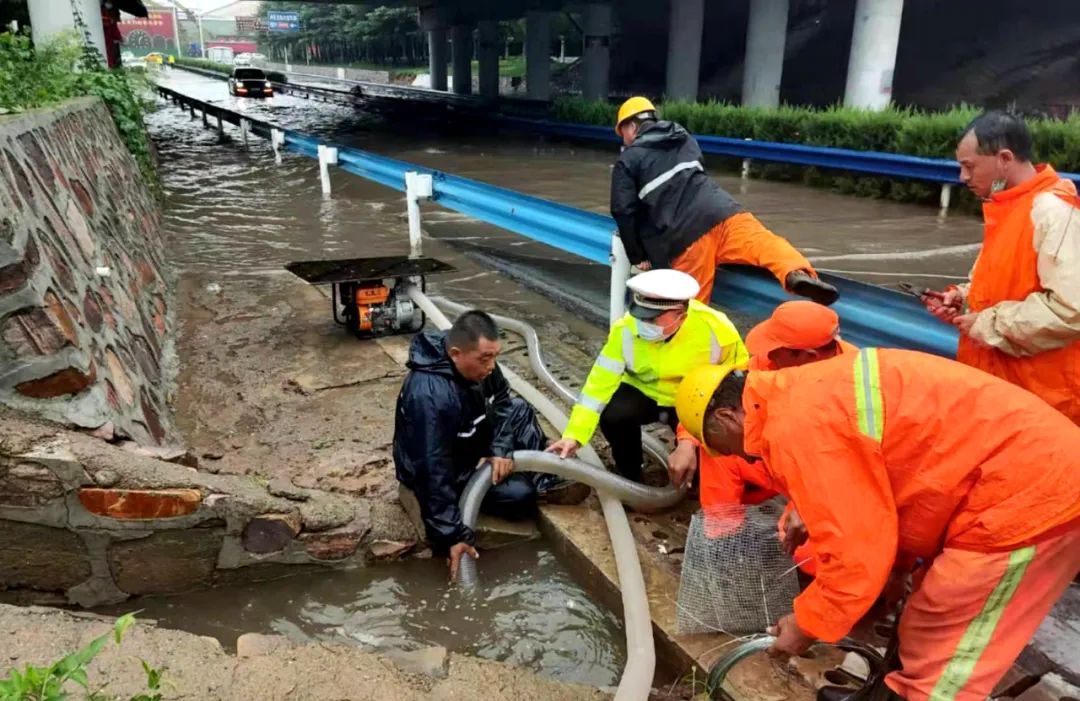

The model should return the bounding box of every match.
[563,300,748,445]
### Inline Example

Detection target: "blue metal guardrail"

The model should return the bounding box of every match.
[497,116,1080,188]
[157,85,960,357]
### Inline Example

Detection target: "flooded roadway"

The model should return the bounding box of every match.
[154,67,982,297]
[142,67,985,692]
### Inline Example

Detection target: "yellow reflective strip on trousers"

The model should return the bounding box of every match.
[929,546,1036,700]
[853,348,884,441]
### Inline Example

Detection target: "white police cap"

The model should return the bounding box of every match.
[626,269,701,319]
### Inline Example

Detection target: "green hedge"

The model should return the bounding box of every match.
[174,57,232,75]
[552,98,1080,209]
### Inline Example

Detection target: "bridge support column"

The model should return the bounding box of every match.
[478,21,500,98]
[27,0,106,61]
[451,24,473,95]
[742,0,788,107]
[428,28,448,92]
[844,0,904,109]
[666,0,704,100]
[525,11,552,101]
[582,4,611,102]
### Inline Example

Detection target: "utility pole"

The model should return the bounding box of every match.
[172,3,181,55]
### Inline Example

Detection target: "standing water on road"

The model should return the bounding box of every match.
[98,542,625,688]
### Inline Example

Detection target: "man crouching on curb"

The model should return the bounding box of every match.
[394,309,589,581]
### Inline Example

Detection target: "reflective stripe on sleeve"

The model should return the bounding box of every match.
[638,161,705,200]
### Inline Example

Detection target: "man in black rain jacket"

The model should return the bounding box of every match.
[393,310,586,580]
[610,96,839,306]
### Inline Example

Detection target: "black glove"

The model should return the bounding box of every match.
[786,270,839,306]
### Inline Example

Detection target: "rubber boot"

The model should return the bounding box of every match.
[786,270,840,306]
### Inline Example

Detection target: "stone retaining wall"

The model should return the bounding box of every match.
[0,98,171,446]
[0,409,378,607]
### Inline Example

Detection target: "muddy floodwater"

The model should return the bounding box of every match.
[98,542,625,687]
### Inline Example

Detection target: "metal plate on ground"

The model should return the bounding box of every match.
[285,256,455,285]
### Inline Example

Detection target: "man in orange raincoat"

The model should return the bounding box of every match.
[675,349,1080,701]
[667,301,856,573]
[924,110,1080,424]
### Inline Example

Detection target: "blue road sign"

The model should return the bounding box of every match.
[266,11,299,32]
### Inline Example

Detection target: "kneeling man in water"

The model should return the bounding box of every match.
[394,310,588,580]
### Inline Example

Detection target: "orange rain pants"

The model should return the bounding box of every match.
[960,165,1080,424]
[670,211,815,303]
[886,529,1080,701]
[741,348,1080,695]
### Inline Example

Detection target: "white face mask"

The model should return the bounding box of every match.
[637,319,675,342]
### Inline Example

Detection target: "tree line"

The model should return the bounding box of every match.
[255,3,581,67]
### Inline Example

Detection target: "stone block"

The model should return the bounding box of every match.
[301,520,370,561]
[104,348,134,406]
[2,307,70,356]
[992,658,1047,698]
[1014,673,1080,701]
[385,646,448,678]
[236,632,295,658]
[0,234,38,294]
[1031,585,1080,686]
[83,290,104,331]
[78,487,202,520]
[241,513,302,554]
[43,291,78,345]
[108,528,224,595]
[0,521,91,591]
[369,539,415,561]
[299,496,356,533]
[16,362,96,398]
[0,461,65,506]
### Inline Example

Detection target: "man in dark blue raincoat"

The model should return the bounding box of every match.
[394,310,587,580]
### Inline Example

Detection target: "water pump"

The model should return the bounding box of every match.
[285,255,455,338]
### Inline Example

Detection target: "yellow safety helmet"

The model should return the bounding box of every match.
[675,364,742,445]
[615,96,657,135]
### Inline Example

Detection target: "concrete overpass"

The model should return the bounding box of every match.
[27,0,905,110]
[404,0,904,110]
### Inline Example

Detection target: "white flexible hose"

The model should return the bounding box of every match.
[405,286,656,701]
[429,296,672,467]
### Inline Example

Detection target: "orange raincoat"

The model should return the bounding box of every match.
[682,343,856,574]
[743,348,1080,643]
[960,165,1080,423]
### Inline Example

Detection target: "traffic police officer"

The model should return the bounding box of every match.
[547,269,748,482]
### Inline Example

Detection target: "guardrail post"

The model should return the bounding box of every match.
[939,183,953,214]
[189,103,196,119]
[317,145,338,196]
[216,114,224,141]
[202,108,209,128]
[405,171,434,258]
[271,128,285,165]
[336,67,345,80]
[239,119,250,149]
[609,234,631,326]
[741,137,753,179]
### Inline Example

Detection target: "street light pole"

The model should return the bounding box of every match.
[197,13,204,57]
[171,3,181,55]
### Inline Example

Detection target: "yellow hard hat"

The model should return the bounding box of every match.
[675,364,740,444]
[615,96,657,135]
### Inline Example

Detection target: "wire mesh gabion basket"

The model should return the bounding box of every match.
[676,502,801,635]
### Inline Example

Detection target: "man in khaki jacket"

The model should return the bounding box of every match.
[925,110,1080,423]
